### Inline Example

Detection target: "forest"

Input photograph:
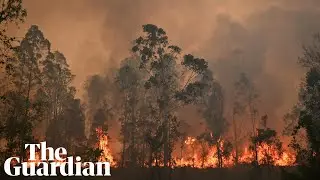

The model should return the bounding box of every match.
[0,0,320,180]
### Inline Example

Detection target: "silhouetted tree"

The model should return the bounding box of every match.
[1,25,50,160]
[251,115,282,166]
[283,34,320,180]
[116,57,149,167]
[196,134,210,168]
[233,72,260,165]
[132,24,210,169]
[232,73,248,165]
[200,74,229,168]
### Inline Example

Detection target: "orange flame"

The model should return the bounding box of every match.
[95,127,116,167]
[22,134,295,169]
[174,136,296,168]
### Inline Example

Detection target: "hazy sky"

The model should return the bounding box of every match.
[13,0,320,133]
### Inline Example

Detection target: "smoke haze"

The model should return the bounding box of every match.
[13,0,320,135]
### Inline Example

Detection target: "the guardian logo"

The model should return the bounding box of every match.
[3,142,111,176]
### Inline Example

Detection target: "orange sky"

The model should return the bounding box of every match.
[10,0,320,138]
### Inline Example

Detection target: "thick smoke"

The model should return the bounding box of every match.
[14,0,320,137]
[200,5,320,132]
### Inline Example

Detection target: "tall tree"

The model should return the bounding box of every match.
[232,72,257,165]
[48,98,86,154]
[0,1,26,147]
[1,25,49,160]
[132,24,210,168]
[15,27,83,151]
[284,34,320,180]
[200,71,229,168]
[41,51,75,130]
[233,72,260,165]
[116,57,149,167]
[0,25,84,159]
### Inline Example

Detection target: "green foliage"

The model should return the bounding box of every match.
[295,41,320,158]
[175,81,208,104]
[115,57,150,167]
[0,25,50,159]
[0,0,26,24]
[0,0,27,68]
[299,33,320,68]
[182,54,208,74]
[0,24,85,159]
[283,34,320,180]
[132,24,170,67]
[131,24,212,168]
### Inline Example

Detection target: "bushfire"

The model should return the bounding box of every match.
[173,137,296,168]
[23,132,295,168]
[98,135,295,168]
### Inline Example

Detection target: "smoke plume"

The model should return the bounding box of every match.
[13,0,320,139]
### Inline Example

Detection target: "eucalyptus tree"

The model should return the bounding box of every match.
[284,34,320,180]
[0,1,26,155]
[197,69,230,168]
[116,57,149,167]
[42,51,85,151]
[1,25,49,159]
[232,72,260,165]
[132,24,210,168]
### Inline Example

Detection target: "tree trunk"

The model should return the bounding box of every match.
[163,127,169,167]
[180,142,184,166]
[217,141,223,168]
[232,112,239,165]
[130,96,137,167]
[254,144,258,166]
[148,148,153,167]
[163,107,170,168]
[249,102,258,166]
[192,144,195,168]
[21,71,32,160]
[121,139,126,167]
